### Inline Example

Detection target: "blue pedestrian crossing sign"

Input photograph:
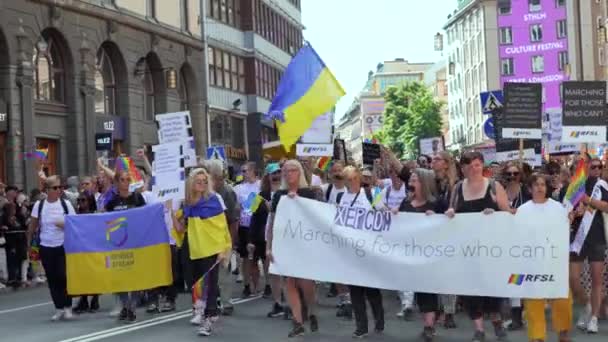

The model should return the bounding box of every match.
[483,117,495,139]
[206,146,226,161]
[480,90,503,115]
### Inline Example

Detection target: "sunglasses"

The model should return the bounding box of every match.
[590,165,602,170]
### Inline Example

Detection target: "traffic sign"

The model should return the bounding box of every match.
[206,146,226,161]
[483,117,495,139]
[480,90,503,115]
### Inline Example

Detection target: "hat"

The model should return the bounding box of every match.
[265,163,281,175]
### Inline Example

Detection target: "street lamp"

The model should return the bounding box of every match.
[166,67,177,89]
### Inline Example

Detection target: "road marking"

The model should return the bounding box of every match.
[59,295,262,342]
[0,301,53,315]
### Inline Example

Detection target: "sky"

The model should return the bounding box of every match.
[301,0,456,121]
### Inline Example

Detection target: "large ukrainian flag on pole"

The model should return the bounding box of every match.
[64,203,173,295]
[268,43,345,149]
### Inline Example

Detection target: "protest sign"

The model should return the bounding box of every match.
[156,111,196,167]
[561,81,607,143]
[270,197,569,298]
[502,83,542,139]
[419,137,444,156]
[362,142,381,165]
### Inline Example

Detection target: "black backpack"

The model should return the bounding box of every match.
[37,198,70,220]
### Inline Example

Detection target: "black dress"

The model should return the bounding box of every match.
[454,180,503,320]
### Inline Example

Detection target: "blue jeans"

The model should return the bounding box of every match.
[118,292,139,310]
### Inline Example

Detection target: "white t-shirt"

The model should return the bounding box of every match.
[377,183,407,210]
[311,174,323,187]
[322,183,347,205]
[518,198,567,219]
[31,199,76,247]
[234,180,261,227]
[338,188,373,210]
[379,178,392,189]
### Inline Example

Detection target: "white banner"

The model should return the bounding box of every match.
[270,198,569,298]
[296,143,334,157]
[495,148,541,166]
[562,126,607,143]
[502,128,542,139]
[300,112,332,144]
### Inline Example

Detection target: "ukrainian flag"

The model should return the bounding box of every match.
[268,43,345,149]
[64,203,173,295]
[183,193,232,260]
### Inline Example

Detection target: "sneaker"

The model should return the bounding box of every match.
[89,296,100,313]
[73,297,89,314]
[190,312,203,325]
[421,327,434,342]
[352,329,368,338]
[117,308,128,321]
[109,304,123,318]
[267,303,285,318]
[337,303,353,319]
[577,304,591,330]
[197,318,213,336]
[51,310,65,321]
[263,284,272,298]
[472,331,485,342]
[126,309,136,324]
[374,321,384,334]
[236,273,243,283]
[242,285,252,298]
[444,313,457,329]
[159,301,175,313]
[63,308,74,320]
[587,316,599,334]
[33,276,45,284]
[283,307,293,320]
[146,302,159,313]
[309,315,319,332]
[493,321,507,341]
[288,322,305,338]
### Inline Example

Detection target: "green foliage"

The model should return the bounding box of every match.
[374,82,443,159]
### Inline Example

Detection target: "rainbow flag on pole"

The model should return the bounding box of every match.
[317,157,332,172]
[563,158,587,210]
[115,156,144,191]
[191,261,220,306]
[64,203,173,295]
[267,43,345,149]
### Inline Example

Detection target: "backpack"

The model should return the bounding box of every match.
[325,184,333,202]
[37,198,70,222]
[336,188,373,207]
[449,178,497,210]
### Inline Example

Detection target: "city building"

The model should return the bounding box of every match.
[443,0,500,150]
[567,0,608,81]
[0,0,303,188]
[335,100,361,164]
[423,60,449,146]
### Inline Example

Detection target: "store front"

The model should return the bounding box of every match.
[95,115,127,157]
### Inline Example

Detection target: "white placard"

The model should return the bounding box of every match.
[296,143,334,157]
[419,137,444,156]
[270,197,569,299]
[156,111,192,144]
[300,112,332,144]
[496,148,540,166]
[502,128,542,139]
[547,142,581,154]
[152,142,184,175]
[561,126,607,143]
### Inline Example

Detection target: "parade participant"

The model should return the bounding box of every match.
[27,175,77,321]
[105,170,147,323]
[570,157,608,334]
[72,191,100,314]
[201,159,240,316]
[2,186,28,288]
[175,168,231,337]
[430,151,459,328]
[446,151,514,342]
[267,160,319,338]
[398,168,440,341]
[520,173,572,342]
[337,166,383,338]
[502,162,531,331]
[234,161,261,297]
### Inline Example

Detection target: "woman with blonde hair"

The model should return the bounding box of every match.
[174,168,231,337]
[267,160,319,338]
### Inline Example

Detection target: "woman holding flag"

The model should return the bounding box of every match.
[175,168,231,337]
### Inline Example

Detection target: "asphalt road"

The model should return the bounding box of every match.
[1,283,607,341]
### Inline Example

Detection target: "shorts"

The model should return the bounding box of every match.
[570,243,607,263]
[237,227,266,261]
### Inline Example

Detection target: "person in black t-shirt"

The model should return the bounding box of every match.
[105,170,146,324]
[266,160,318,338]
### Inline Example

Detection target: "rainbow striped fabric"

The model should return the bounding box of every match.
[317,156,332,172]
[563,158,587,209]
[115,156,144,191]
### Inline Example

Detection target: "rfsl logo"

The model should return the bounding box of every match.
[303,146,328,153]
[508,273,555,285]
[513,131,531,137]
[570,131,598,138]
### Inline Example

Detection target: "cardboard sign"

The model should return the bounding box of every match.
[561,81,607,143]
[502,83,542,139]
[362,142,381,166]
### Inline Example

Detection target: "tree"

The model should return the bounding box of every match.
[374,82,443,159]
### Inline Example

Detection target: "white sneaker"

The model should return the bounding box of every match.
[576,304,591,330]
[51,310,65,321]
[63,308,74,320]
[587,316,599,334]
[33,276,45,284]
[236,273,243,283]
[0,283,6,290]
[190,313,203,325]
[109,305,122,317]
[197,318,213,336]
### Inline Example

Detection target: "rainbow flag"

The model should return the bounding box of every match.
[64,203,173,295]
[508,274,525,285]
[563,158,587,209]
[371,186,383,207]
[268,44,345,149]
[317,157,332,172]
[115,156,144,191]
[34,149,48,160]
[192,261,220,306]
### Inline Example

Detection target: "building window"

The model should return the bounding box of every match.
[498,0,511,15]
[255,60,282,99]
[529,0,541,12]
[501,58,514,76]
[558,51,568,71]
[33,36,65,103]
[115,0,146,15]
[186,0,201,35]
[155,1,181,27]
[557,20,567,39]
[530,24,542,42]
[556,0,565,7]
[143,62,155,121]
[254,0,301,55]
[208,46,246,93]
[532,55,544,73]
[499,27,513,45]
[94,48,116,115]
[178,67,189,111]
[207,0,239,28]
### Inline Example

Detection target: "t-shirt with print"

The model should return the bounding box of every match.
[338,188,373,210]
[31,199,77,247]
[234,180,261,228]
[376,183,407,210]
[271,188,317,213]
[322,183,347,205]
[105,192,146,212]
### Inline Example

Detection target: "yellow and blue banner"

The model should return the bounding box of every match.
[64,203,173,295]
[184,194,232,260]
[267,43,345,149]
